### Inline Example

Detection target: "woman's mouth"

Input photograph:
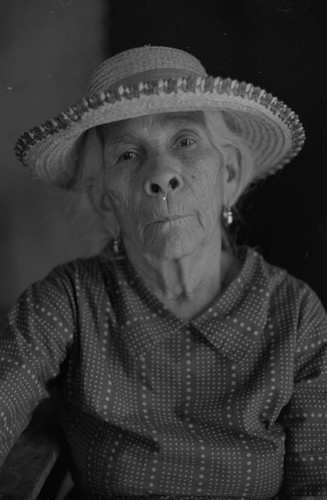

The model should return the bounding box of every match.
[149,215,190,225]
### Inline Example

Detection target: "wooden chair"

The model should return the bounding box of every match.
[0,398,73,500]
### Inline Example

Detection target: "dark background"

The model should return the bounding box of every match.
[1,0,327,320]
[109,0,327,304]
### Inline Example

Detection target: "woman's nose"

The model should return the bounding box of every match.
[143,164,184,198]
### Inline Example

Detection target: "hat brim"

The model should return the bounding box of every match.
[15,76,305,189]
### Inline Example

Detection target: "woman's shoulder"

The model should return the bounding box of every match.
[46,250,120,288]
[53,252,108,275]
[21,248,121,304]
[245,246,326,321]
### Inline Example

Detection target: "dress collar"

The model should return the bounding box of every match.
[109,248,285,363]
[191,248,272,362]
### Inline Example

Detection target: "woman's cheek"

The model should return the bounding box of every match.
[196,174,223,229]
[195,167,222,205]
[108,186,140,232]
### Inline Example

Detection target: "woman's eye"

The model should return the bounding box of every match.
[179,137,196,147]
[119,151,137,161]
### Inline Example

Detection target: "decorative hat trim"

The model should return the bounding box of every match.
[14,46,305,189]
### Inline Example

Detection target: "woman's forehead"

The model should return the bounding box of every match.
[102,111,206,139]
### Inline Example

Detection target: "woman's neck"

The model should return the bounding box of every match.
[123,236,240,320]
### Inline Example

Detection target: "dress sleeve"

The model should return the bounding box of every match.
[279,285,327,498]
[0,265,77,466]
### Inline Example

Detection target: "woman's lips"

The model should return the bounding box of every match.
[143,215,193,235]
[148,215,190,225]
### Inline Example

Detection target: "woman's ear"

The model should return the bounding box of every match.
[88,182,121,237]
[222,145,248,207]
[80,127,121,238]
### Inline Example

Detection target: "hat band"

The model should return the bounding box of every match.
[88,67,206,96]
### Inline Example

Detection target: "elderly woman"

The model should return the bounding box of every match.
[1,46,326,499]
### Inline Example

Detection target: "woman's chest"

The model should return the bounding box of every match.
[64,325,294,436]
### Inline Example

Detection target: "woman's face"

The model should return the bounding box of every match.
[102,112,227,261]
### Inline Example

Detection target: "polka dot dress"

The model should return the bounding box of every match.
[1,248,327,499]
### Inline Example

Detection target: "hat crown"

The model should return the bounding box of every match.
[88,46,208,96]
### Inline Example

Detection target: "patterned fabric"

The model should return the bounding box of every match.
[0,248,327,499]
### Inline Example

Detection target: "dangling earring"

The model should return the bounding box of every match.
[112,236,121,255]
[222,207,233,226]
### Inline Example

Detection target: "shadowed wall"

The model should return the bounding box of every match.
[0,0,109,321]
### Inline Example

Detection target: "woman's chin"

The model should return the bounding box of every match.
[143,232,200,261]
[137,217,202,259]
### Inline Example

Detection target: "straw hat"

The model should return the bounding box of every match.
[14,46,305,189]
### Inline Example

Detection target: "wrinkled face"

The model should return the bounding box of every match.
[102,112,226,261]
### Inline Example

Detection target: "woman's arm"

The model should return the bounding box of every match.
[0,265,77,465]
[279,286,327,498]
